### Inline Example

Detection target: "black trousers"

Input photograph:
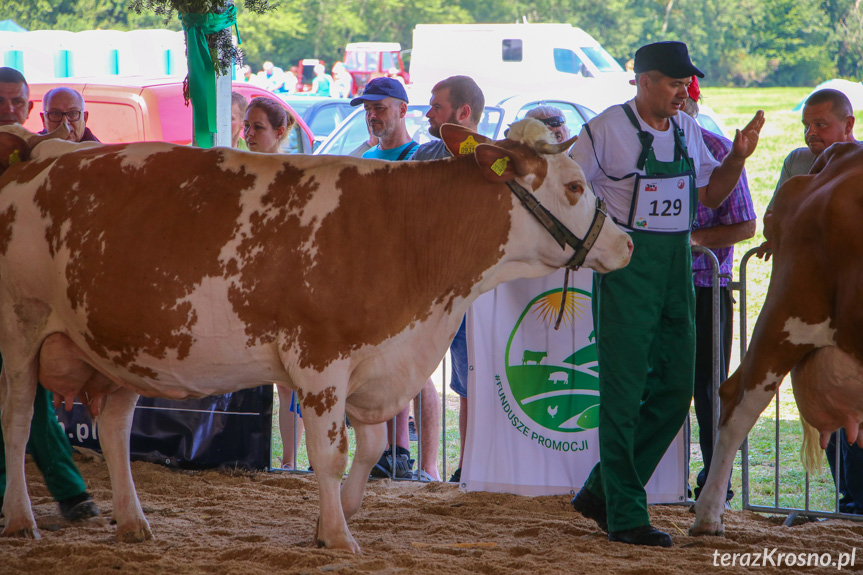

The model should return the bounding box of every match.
[693,285,734,501]
[826,429,863,514]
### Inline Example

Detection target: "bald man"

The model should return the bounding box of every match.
[40,87,100,142]
[0,68,101,524]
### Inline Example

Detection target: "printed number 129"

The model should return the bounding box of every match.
[649,199,682,216]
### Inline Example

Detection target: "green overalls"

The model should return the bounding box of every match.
[0,366,88,502]
[583,104,697,531]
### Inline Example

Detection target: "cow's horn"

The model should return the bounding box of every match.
[532,135,578,155]
[26,123,70,147]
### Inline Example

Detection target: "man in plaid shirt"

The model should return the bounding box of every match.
[684,77,756,504]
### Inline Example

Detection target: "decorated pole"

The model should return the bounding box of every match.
[179,4,237,147]
[130,0,273,148]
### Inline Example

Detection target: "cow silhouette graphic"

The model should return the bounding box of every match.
[522,349,548,365]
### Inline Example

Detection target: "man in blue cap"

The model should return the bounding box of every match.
[350,77,418,160]
[568,41,764,547]
[351,76,422,479]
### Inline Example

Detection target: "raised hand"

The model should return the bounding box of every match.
[731,110,765,160]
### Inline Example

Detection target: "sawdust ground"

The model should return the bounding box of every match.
[2,451,861,574]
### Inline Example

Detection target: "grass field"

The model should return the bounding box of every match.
[273,87,857,516]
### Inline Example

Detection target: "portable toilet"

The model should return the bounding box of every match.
[126,29,187,77]
[0,31,26,72]
[0,30,75,82]
[73,30,136,77]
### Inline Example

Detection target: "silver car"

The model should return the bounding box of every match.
[314,94,598,156]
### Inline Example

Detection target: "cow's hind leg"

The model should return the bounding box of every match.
[690,369,778,536]
[1,362,41,539]
[97,386,152,543]
[341,420,386,520]
[299,384,358,552]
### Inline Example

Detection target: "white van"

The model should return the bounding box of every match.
[409,23,634,113]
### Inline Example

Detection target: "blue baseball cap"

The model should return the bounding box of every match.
[350,77,409,106]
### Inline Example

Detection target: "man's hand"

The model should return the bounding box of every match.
[755,239,772,261]
[730,110,765,160]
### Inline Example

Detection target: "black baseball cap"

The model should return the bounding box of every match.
[633,41,704,79]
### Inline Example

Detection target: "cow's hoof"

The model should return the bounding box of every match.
[316,533,361,553]
[688,521,725,537]
[116,523,153,543]
[323,537,361,554]
[1,524,41,540]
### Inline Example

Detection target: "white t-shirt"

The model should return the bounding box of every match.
[570,100,720,225]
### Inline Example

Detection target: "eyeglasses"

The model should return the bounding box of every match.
[45,110,83,122]
[539,115,566,128]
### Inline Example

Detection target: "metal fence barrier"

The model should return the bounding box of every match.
[734,247,862,523]
[280,243,863,520]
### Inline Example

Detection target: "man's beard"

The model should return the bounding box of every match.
[429,112,459,138]
[370,122,388,138]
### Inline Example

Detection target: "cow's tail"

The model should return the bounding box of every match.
[800,416,823,474]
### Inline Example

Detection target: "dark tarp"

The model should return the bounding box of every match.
[55,386,273,471]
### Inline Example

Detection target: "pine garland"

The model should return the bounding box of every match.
[128,0,274,74]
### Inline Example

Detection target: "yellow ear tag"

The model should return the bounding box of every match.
[490,156,510,176]
[459,135,478,155]
[8,149,22,166]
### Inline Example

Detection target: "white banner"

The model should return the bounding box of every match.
[462,268,686,503]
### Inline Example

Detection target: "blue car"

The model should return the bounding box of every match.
[277,95,354,151]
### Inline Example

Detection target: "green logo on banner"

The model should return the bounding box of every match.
[504,287,599,433]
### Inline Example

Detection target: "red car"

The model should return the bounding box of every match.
[22,76,314,153]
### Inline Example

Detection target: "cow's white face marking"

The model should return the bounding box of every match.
[782,317,835,348]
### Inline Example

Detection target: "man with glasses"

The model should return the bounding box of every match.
[0,66,101,524]
[526,106,571,144]
[40,86,100,143]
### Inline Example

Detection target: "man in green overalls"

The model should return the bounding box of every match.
[568,42,764,547]
[0,67,99,524]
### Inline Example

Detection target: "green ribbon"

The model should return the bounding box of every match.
[179,5,239,148]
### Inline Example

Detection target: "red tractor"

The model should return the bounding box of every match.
[343,42,409,95]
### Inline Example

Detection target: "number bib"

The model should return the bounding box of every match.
[629,173,693,233]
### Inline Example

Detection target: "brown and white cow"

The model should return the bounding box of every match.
[0,119,631,551]
[691,142,863,536]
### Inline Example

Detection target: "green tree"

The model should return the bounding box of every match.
[2,0,171,31]
[828,0,863,78]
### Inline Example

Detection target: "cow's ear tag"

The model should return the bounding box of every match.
[8,150,22,166]
[490,156,510,176]
[459,136,478,155]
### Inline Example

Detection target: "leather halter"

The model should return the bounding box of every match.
[505,179,608,271]
[505,179,608,330]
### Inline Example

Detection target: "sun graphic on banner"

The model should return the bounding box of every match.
[530,290,589,328]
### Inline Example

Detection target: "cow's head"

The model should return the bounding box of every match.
[441,119,632,274]
[0,123,72,175]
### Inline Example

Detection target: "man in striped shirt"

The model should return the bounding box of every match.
[684,77,756,504]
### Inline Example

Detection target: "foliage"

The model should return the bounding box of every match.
[127,1,274,75]
[235,0,469,73]
[3,0,173,31]
[3,0,862,85]
[127,0,272,22]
